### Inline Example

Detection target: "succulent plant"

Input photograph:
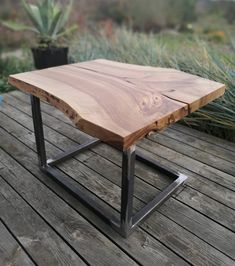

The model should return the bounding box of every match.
[2,0,77,47]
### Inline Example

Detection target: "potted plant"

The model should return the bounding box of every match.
[2,0,77,69]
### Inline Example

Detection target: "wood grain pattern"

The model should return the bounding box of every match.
[0,100,234,266]
[0,219,35,266]
[0,143,139,266]
[0,173,86,266]
[4,93,235,212]
[9,59,225,150]
[1,90,235,266]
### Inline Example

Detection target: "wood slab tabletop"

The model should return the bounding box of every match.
[9,59,225,150]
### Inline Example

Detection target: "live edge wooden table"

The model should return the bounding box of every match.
[9,59,225,237]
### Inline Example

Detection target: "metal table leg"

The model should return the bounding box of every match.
[31,95,187,238]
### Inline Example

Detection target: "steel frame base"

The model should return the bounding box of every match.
[31,95,188,238]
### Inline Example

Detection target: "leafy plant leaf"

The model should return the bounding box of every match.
[57,24,78,38]
[21,0,44,34]
[2,0,76,47]
[48,10,63,36]
[1,21,37,32]
[59,0,74,30]
[52,0,74,38]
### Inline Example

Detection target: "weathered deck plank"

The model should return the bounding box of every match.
[0,91,235,266]
[172,123,235,153]
[0,144,138,266]
[0,113,234,266]
[4,93,235,211]
[0,219,35,266]
[0,173,86,266]
[2,95,235,230]
[161,127,235,163]
[0,115,190,266]
[147,133,235,176]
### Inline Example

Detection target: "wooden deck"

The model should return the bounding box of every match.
[0,90,234,266]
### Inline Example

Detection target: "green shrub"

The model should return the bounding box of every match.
[1,0,77,48]
[128,0,197,31]
[0,55,32,93]
[94,0,197,31]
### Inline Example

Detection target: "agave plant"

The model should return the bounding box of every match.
[2,0,77,47]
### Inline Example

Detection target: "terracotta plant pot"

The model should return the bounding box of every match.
[31,47,68,69]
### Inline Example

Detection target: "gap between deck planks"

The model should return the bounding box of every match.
[0,114,234,266]
[172,123,235,153]
[0,173,88,266]
[4,92,235,210]
[8,92,235,215]
[1,96,235,220]
[0,219,35,266]
[159,127,235,164]
[0,92,235,264]
[0,132,188,266]
[2,93,235,231]
[146,134,235,176]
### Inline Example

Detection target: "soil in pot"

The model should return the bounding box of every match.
[32,47,68,69]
